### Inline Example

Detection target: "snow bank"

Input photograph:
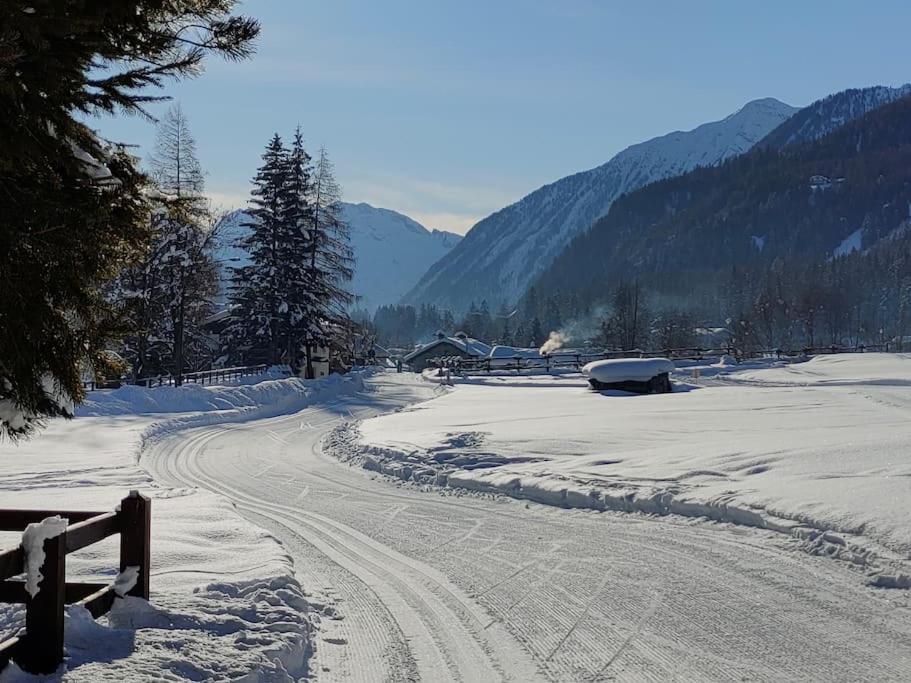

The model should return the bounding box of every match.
[582,357,674,383]
[79,371,363,417]
[340,355,911,588]
[0,371,372,679]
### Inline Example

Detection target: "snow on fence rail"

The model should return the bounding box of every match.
[0,492,150,674]
[429,348,727,375]
[428,343,897,375]
[83,364,269,391]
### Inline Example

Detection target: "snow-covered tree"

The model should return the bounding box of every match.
[148,107,217,383]
[280,128,316,367]
[302,148,354,378]
[108,107,218,383]
[0,1,258,439]
[224,136,354,374]
[227,135,290,365]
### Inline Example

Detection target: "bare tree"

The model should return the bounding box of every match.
[302,148,354,378]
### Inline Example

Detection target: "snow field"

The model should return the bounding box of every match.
[81,370,911,681]
[0,372,368,681]
[345,355,911,587]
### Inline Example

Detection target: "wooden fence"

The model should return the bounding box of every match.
[429,343,896,376]
[83,364,269,391]
[0,492,151,674]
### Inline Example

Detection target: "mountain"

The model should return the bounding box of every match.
[530,90,911,309]
[212,203,461,311]
[341,202,461,311]
[402,97,798,313]
[211,208,252,302]
[758,84,911,149]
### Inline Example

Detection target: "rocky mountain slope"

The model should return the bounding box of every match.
[531,88,911,307]
[402,97,798,313]
[759,84,911,149]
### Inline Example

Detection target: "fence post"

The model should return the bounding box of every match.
[20,532,66,674]
[119,491,151,600]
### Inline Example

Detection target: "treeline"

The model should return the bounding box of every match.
[510,228,911,353]
[504,91,911,353]
[223,132,352,377]
[361,290,585,349]
[105,107,354,383]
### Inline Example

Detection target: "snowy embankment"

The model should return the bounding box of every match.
[332,355,911,588]
[0,372,366,681]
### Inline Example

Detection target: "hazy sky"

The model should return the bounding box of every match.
[93,1,911,234]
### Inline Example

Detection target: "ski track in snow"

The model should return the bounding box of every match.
[143,373,911,681]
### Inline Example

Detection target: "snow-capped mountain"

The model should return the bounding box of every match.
[759,83,911,149]
[211,209,251,300]
[212,203,461,311]
[531,87,911,307]
[402,98,798,313]
[341,202,461,311]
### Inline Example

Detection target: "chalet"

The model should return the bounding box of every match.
[404,331,492,372]
[371,344,392,365]
[809,174,844,191]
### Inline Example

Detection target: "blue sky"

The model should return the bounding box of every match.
[94,1,911,234]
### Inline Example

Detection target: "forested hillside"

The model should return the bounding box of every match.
[526,93,911,350]
[402,98,796,313]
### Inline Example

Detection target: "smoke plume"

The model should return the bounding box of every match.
[539,330,570,355]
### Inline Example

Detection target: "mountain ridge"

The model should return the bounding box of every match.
[529,86,911,310]
[402,97,799,313]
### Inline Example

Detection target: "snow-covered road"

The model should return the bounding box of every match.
[145,373,911,681]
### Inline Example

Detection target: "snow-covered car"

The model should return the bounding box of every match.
[582,357,674,393]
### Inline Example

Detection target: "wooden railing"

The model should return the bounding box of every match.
[430,348,733,375]
[0,492,151,674]
[83,364,270,391]
[429,344,897,376]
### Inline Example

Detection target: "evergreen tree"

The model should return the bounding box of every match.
[441,309,456,334]
[0,0,258,439]
[227,134,289,365]
[529,317,544,347]
[280,127,316,367]
[497,304,514,345]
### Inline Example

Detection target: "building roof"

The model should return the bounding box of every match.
[404,335,492,362]
[488,345,543,360]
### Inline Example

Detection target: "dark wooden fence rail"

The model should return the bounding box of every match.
[0,492,150,674]
[83,364,269,391]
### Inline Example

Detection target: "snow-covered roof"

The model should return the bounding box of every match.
[583,358,675,383]
[488,345,543,360]
[404,335,491,362]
